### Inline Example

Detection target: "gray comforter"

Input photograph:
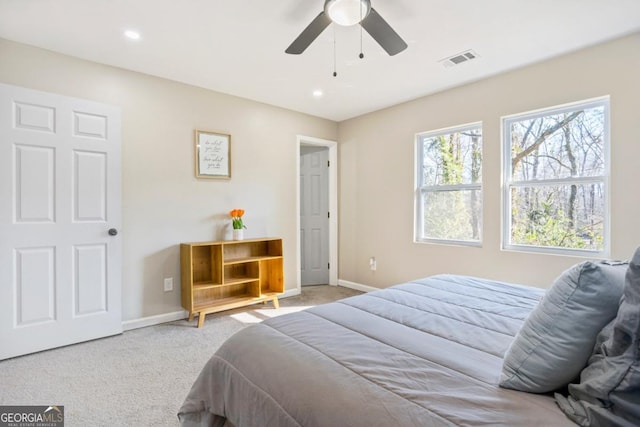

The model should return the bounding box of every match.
[178,274,575,426]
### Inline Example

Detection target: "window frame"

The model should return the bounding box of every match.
[501,97,610,256]
[414,122,483,247]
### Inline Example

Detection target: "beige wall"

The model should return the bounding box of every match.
[0,38,337,321]
[338,32,640,289]
[2,33,639,322]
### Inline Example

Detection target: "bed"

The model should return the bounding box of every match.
[178,274,579,426]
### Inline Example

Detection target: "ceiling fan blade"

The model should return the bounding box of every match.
[360,8,407,56]
[285,11,332,55]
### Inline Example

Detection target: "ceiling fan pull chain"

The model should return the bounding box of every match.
[359,4,364,59]
[333,25,338,77]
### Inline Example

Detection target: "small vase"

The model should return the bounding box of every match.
[232,229,244,241]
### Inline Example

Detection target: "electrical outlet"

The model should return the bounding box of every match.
[163,277,173,292]
[369,257,377,271]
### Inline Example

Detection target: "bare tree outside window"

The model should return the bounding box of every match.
[504,98,608,253]
[416,124,482,244]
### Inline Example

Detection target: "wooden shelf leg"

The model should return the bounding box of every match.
[188,312,194,322]
[197,312,206,328]
[272,297,279,309]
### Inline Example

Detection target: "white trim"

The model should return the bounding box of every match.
[415,237,482,247]
[420,183,482,192]
[416,120,483,138]
[501,96,609,122]
[281,288,302,298]
[337,279,379,293]
[122,310,188,331]
[296,135,338,296]
[509,176,604,187]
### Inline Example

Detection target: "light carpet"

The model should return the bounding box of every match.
[0,285,361,427]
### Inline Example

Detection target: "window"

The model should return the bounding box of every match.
[415,123,482,245]
[503,98,609,255]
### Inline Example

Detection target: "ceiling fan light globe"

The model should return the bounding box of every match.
[324,0,370,26]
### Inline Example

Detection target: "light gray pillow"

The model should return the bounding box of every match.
[500,260,627,393]
[555,247,640,426]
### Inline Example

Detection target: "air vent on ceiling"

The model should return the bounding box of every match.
[440,50,479,68]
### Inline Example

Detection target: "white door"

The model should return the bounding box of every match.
[0,83,122,360]
[300,146,329,285]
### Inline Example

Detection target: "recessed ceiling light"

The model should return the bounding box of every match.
[312,90,323,97]
[124,30,140,40]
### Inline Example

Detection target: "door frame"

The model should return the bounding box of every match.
[296,135,338,293]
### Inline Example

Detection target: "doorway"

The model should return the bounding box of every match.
[296,136,337,291]
[300,145,329,285]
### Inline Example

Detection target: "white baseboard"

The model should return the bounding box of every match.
[122,310,189,331]
[280,288,302,298]
[338,279,379,293]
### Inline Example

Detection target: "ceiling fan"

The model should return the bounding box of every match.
[285,0,407,56]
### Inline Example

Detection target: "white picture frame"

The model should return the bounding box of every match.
[195,129,231,179]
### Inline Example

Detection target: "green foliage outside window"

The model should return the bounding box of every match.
[417,125,482,243]
[506,100,607,252]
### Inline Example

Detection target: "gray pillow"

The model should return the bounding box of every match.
[500,259,627,393]
[555,247,640,426]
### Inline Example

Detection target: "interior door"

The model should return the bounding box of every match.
[0,83,122,360]
[300,146,329,285]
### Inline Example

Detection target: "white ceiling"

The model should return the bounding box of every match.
[1,0,639,122]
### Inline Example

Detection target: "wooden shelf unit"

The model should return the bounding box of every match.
[181,238,284,328]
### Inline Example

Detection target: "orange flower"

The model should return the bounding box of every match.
[230,209,246,229]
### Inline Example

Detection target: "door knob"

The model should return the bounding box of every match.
[108,228,118,236]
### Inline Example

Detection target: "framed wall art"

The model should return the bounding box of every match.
[195,129,231,179]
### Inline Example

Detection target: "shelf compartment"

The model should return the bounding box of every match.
[224,262,259,285]
[193,282,260,310]
[194,294,254,312]
[259,258,284,294]
[223,239,282,262]
[189,244,223,284]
